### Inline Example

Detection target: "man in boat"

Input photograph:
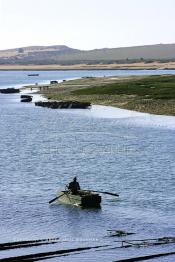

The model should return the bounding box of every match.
[68,177,80,195]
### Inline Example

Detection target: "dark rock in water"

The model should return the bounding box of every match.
[21,95,33,99]
[107,230,135,237]
[35,100,91,109]
[21,98,32,102]
[0,88,20,94]
[20,95,32,102]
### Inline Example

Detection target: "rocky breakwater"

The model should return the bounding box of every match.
[35,100,91,109]
[0,88,20,94]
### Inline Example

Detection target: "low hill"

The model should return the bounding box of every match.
[0,44,175,65]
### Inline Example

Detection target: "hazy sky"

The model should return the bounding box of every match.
[0,0,175,50]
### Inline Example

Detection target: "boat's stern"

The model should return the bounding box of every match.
[81,193,101,208]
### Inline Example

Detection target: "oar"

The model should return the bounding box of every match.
[49,192,66,204]
[84,190,119,197]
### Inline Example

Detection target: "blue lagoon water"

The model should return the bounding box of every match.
[0,70,175,261]
[1,69,175,89]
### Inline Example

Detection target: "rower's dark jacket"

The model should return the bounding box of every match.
[68,181,80,194]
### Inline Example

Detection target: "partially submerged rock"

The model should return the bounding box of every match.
[107,230,135,237]
[0,88,20,94]
[35,100,91,109]
[20,95,33,102]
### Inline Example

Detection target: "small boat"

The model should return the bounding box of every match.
[28,74,39,77]
[56,190,101,208]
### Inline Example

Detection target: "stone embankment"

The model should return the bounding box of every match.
[35,100,91,109]
[0,88,20,94]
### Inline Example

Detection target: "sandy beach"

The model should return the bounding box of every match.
[1,61,175,71]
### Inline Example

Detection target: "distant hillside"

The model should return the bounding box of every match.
[0,44,175,65]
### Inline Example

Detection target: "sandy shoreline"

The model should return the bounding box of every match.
[1,61,175,71]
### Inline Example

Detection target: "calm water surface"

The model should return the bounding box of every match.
[1,69,175,88]
[0,70,175,261]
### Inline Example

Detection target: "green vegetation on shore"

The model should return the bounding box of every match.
[73,75,175,98]
[39,75,175,116]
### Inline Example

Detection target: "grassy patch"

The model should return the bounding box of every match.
[72,75,175,100]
